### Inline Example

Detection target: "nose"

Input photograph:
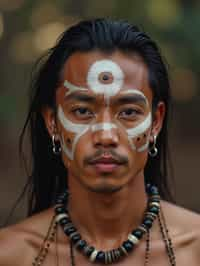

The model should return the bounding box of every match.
[92,123,120,148]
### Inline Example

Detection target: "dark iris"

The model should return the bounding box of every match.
[78,107,88,114]
[102,74,109,81]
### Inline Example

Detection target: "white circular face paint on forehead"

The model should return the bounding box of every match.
[87,60,124,98]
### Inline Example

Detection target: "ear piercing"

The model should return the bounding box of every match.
[148,135,158,157]
[52,135,61,155]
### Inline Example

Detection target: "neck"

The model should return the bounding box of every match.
[67,173,148,250]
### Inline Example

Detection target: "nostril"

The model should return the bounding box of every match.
[93,130,119,148]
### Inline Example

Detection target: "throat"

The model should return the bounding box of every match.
[67,181,148,247]
[55,182,161,264]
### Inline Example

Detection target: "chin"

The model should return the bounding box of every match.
[86,183,124,194]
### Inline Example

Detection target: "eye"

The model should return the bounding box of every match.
[118,108,141,119]
[72,107,93,119]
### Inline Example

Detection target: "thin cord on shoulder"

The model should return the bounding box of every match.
[55,222,60,266]
[32,214,57,266]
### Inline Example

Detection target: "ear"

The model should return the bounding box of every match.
[150,101,165,141]
[42,107,59,140]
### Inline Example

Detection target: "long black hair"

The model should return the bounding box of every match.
[19,18,174,217]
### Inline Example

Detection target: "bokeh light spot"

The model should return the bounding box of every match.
[146,0,181,28]
[171,68,198,102]
[10,31,36,63]
[33,22,66,53]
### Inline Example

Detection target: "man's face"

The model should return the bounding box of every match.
[55,50,157,193]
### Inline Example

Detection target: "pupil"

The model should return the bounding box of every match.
[102,75,109,81]
[80,108,86,114]
[126,109,132,115]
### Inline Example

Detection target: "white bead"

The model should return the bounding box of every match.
[128,234,139,244]
[55,213,69,222]
[150,202,160,207]
[90,249,98,262]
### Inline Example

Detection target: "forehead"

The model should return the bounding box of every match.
[61,50,152,99]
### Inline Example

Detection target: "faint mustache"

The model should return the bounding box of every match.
[84,149,129,165]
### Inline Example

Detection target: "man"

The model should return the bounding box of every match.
[0,18,200,266]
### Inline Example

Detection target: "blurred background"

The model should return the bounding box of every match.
[0,0,200,226]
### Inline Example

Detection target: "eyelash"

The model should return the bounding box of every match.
[71,107,142,120]
[118,108,142,119]
[72,107,94,118]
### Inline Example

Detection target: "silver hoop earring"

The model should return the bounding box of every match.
[148,135,158,157]
[52,135,61,155]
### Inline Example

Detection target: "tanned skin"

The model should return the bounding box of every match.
[0,51,200,266]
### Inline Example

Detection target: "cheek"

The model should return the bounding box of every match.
[74,133,92,161]
[60,129,76,161]
[125,127,151,153]
[133,130,150,152]
[61,130,74,150]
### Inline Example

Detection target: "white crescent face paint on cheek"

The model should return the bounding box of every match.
[119,89,152,152]
[58,105,90,159]
[126,113,152,139]
[58,105,89,133]
[126,112,152,152]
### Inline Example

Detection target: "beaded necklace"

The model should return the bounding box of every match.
[32,185,176,266]
[54,184,160,264]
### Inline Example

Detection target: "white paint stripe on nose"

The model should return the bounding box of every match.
[91,123,117,132]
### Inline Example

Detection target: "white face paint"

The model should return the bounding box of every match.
[126,113,152,152]
[87,60,124,99]
[58,105,118,159]
[126,113,151,138]
[59,59,152,160]
[64,80,88,96]
[91,123,117,132]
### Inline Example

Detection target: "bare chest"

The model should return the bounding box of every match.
[31,239,199,266]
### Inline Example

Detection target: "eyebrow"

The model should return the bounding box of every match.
[65,92,96,103]
[116,94,147,106]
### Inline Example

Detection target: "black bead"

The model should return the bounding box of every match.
[76,240,87,250]
[60,217,70,226]
[112,249,119,261]
[122,240,134,252]
[143,218,153,229]
[149,186,159,195]
[71,233,81,243]
[55,206,66,214]
[84,246,95,257]
[132,229,144,239]
[96,251,105,263]
[64,226,76,236]
[149,206,159,214]
[55,198,64,204]
[150,197,160,202]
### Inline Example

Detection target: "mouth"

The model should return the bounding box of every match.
[89,157,124,173]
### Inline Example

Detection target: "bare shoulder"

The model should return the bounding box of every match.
[161,200,200,259]
[0,208,54,266]
[161,200,200,232]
